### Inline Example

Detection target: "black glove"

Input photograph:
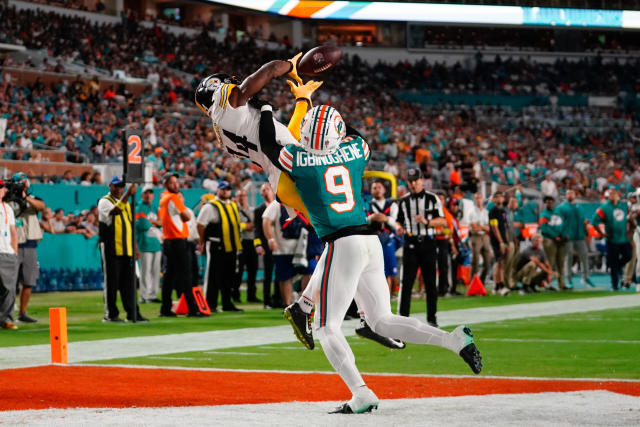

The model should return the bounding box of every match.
[248,97,277,111]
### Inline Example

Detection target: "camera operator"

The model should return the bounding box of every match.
[8,173,44,324]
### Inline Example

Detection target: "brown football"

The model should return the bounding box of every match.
[297,45,342,77]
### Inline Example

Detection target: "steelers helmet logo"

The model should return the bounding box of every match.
[613,209,624,221]
[205,77,222,90]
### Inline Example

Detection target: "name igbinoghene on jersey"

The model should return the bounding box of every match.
[257,102,483,415]
[294,142,364,168]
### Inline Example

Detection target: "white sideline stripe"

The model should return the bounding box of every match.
[72,362,640,384]
[1,294,639,370]
[1,391,639,426]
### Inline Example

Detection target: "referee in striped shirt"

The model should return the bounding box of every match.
[395,168,446,327]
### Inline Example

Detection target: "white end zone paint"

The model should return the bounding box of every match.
[1,391,638,426]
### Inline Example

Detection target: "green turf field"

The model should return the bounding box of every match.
[92,306,640,380]
[0,289,627,347]
[4,288,639,380]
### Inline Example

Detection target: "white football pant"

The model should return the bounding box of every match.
[309,235,459,394]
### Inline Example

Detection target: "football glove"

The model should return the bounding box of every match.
[286,79,323,107]
[286,52,304,86]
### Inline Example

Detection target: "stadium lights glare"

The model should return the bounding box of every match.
[205,1,640,29]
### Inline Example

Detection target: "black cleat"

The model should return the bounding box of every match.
[453,326,483,374]
[283,303,314,350]
[355,320,405,349]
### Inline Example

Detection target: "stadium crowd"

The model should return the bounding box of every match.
[1,2,640,329]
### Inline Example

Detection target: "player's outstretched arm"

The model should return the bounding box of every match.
[229,53,302,109]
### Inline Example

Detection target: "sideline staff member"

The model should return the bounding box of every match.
[158,173,201,317]
[197,181,243,312]
[98,176,146,322]
[395,168,446,327]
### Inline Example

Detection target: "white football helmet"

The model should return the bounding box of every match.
[299,105,346,156]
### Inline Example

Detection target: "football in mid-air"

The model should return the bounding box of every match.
[297,45,342,77]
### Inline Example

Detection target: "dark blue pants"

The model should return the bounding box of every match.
[606,241,632,290]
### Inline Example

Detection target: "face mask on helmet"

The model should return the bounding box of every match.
[300,105,346,156]
[194,73,239,114]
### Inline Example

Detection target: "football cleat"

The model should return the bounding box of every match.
[283,303,314,350]
[451,325,483,374]
[329,387,379,414]
[355,320,405,350]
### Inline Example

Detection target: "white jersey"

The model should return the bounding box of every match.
[208,83,297,189]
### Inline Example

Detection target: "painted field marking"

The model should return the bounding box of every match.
[1,294,639,370]
[203,351,268,356]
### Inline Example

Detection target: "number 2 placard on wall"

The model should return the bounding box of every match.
[124,129,145,183]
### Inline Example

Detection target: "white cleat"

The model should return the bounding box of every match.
[329,386,379,414]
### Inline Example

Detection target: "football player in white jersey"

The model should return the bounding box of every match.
[194,54,320,219]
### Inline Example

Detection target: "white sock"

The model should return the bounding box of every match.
[297,295,314,314]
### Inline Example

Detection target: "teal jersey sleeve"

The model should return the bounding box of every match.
[278,145,295,173]
[283,137,369,238]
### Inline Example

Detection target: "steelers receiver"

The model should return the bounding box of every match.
[194,54,320,219]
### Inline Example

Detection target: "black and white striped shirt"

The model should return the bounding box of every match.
[397,190,444,237]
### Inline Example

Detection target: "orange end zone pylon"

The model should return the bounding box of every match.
[49,307,68,364]
[466,274,488,296]
[174,287,211,315]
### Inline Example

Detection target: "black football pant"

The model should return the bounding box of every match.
[399,239,438,324]
[100,248,140,320]
[162,239,198,315]
[206,244,238,310]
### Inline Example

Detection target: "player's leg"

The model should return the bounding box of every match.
[283,247,323,349]
[355,236,482,374]
[314,237,379,414]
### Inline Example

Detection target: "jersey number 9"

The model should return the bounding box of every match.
[324,165,355,213]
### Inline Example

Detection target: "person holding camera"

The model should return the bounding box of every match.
[8,173,44,323]
[0,179,19,330]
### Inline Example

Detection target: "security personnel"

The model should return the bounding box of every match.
[197,181,243,312]
[98,176,146,322]
[395,168,446,327]
[158,173,201,317]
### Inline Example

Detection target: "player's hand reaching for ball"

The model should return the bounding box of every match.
[286,79,323,107]
[286,52,304,86]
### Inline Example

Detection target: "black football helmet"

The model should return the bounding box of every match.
[194,73,239,114]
